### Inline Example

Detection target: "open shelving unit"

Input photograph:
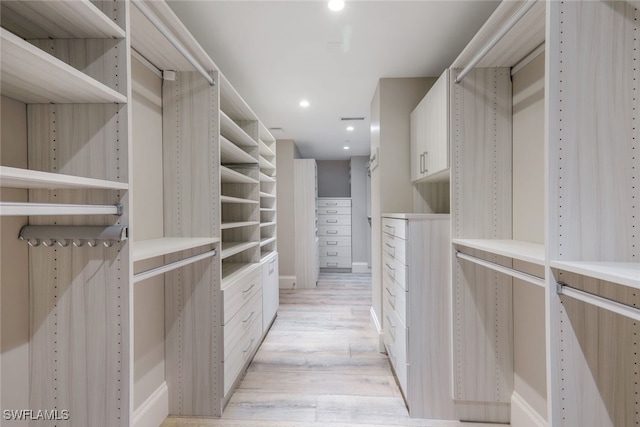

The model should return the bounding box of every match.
[0,166,129,190]
[258,123,277,259]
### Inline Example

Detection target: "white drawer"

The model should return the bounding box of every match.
[317,206,351,216]
[320,258,351,268]
[222,266,262,325]
[383,273,407,327]
[383,251,408,291]
[319,236,351,247]
[382,217,407,240]
[224,289,262,360]
[317,199,351,207]
[317,216,351,226]
[382,232,407,265]
[318,225,351,236]
[383,297,408,394]
[223,317,262,396]
[319,247,351,258]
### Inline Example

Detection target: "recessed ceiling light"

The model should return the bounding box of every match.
[343,146,350,150]
[346,126,354,131]
[299,99,310,108]
[328,0,345,12]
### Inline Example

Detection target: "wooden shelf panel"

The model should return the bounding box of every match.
[259,172,276,183]
[220,221,259,230]
[220,136,258,165]
[260,237,276,247]
[260,250,276,260]
[260,222,277,228]
[221,262,259,286]
[259,156,276,172]
[453,238,545,266]
[551,261,640,290]
[220,75,258,121]
[133,237,219,262]
[0,202,121,216]
[0,166,128,190]
[260,192,276,199]
[220,241,259,260]
[259,122,276,144]
[1,28,127,104]
[260,208,276,212]
[220,166,259,184]
[221,195,258,205]
[259,140,276,158]
[1,0,125,39]
[220,111,257,147]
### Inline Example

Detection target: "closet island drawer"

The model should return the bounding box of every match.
[318,225,351,236]
[222,265,262,325]
[382,232,407,265]
[319,236,351,247]
[382,217,407,240]
[319,257,351,268]
[317,216,351,226]
[223,317,262,396]
[383,298,408,394]
[383,274,407,326]
[319,247,351,258]
[317,206,351,216]
[224,289,262,360]
[383,251,408,291]
[317,199,351,207]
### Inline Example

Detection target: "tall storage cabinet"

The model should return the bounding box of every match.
[317,197,352,269]
[294,159,318,288]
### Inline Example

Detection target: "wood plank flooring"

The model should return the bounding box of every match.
[162,272,508,427]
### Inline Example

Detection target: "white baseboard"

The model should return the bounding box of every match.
[279,275,296,289]
[351,262,371,273]
[511,391,548,427]
[134,382,169,427]
[370,307,385,352]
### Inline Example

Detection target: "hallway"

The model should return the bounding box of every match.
[162,273,506,427]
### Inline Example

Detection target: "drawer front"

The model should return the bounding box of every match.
[319,236,351,247]
[317,199,351,207]
[319,258,351,268]
[317,206,351,216]
[383,297,408,394]
[223,317,262,396]
[222,266,262,325]
[224,289,262,360]
[383,251,408,291]
[383,273,407,327]
[382,217,407,240]
[382,232,407,265]
[319,247,351,258]
[318,225,351,236]
[317,216,351,226]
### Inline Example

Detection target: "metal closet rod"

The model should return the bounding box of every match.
[454,0,539,84]
[132,0,215,86]
[455,251,545,288]
[557,283,640,323]
[133,248,217,283]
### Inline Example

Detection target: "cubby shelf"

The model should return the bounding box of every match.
[551,261,640,290]
[221,262,258,286]
[220,74,258,122]
[260,208,276,212]
[259,140,275,158]
[220,166,259,184]
[1,28,127,104]
[220,241,259,260]
[220,221,259,230]
[221,195,259,205]
[220,136,258,165]
[260,237,276,247]
[133,237,219,262]
[260,222,277,228]
[259,172,276,183]
[260,192,276,199]
[0,166,129,190]
[453,239,545,266]
[220,111,257,147]
[259,156,276,173]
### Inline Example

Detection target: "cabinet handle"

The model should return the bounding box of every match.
[424,151,429,174]
[327,230,338,234]
[242,284,256,295]
[327,202,338,206]
[327,252,338,256]
[385,242,395,249]
[386,287,396,309]
[327,262,338,267]
[327,210,338,213]
[243,338,256,357]
[419,153,425,174]
[385,315,396,341]
[327,241,338,246]
[242,311,255,324]
[326,219,338,223]
[384,225,395,231]
[385,262,395,271]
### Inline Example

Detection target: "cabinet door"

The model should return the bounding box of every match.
[423,69,449,180]
[410,106,422,182]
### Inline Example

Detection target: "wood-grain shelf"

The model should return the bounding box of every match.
[220,166,259,184]
[221,262,258,286]
[133,237,219,262]
[0,201,121,216]
[220,111,257,147]
[220,75,258,121]
[220,241,259,260]
[260,208,276,212]
[1,0,125,39]
[221,195,259,205]
[259,140,275,158]
[260,237,276,247]
[0,166,129,190]
[259,156,276,172]
[1,28,127,104]
[260,192,276,199]
[220,136,258,165]
[220,221,259,230]
[453,238,545,266]
[551,261,640,290]
[259,172,276,183]
[260,222,277,228]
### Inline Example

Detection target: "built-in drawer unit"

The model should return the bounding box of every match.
[317,198,351,207]
[317,206,351,216]
[383,251,408,291]
[222,265,262,325]
[383,272,407,326]
[224,290,262,360]
[317,198,352,269]
[319,256,351,268]
[318,225,352,236]
[382,231,407,265]
[383,296,408,394]
[319,247,352,258]
[223,317,262,396]
[382,217,407,240]
[317,216,351,226]
[319,236,351,247]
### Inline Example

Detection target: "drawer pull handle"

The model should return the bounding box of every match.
[327,241,338,245]
[243,338,256,356]
[242,284,256,295]
[386,287,396,309]
[327,230,338,234]
[327,202,338,205]
[387,346,396,363]
[384,225,395,230]
[385,243,395,249]
[327,210,338,213]
[385,315,396,341]
[385,263,395,271]
[242,311,255,324]
[328,252,338,256]
[327,219,338,223]
[327,262,338,267]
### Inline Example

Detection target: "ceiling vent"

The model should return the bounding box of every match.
[340,117,365,121]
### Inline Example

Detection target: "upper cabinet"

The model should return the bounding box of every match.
[410,69,450,183]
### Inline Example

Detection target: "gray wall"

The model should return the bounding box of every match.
[350,156,371,267]
[276,139,302,279]
[317,160,350,197]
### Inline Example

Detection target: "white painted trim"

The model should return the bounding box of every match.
[370,306,385,352]
[351,262,371,273]
[511,391,548,427]
[133,382,169,427]
[279,275,296,289]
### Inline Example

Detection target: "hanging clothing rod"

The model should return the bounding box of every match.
[455,251,545,288]
[133,248,217,283]
[454,0,539,84]
[132,0,215,86]
[557,283,640,323]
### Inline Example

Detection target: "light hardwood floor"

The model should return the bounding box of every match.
[162,272,508,427]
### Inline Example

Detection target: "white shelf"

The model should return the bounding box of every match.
[133,237,219,262]
[552,261,640,290]
[221,195,258,205]
[260,192,276,199]
[260,237,276,247]
[453,239,545,266]
[1,28,127,104]
[259,140,276,158]
[259,172,276,183]
[259,156,276,172]
[0,166,128,190]
[220,221,259,230]
[261,250,277,260]
[220,136,258,165]
[220,241,259,260]
[0,202,121,216]
[260,222,277,228]
[220,75,258,121]
[259,122,276,144]
[260,208,276,212]
[220,166,259,184]
[1,0,125,39]
[221,262,259,286]
[220,111,257,147]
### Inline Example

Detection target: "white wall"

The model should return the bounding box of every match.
[350,156,370,267]
[276,139,302,281]
[317,160,350,197]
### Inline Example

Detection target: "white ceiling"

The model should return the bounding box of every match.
[167,0,500,160]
